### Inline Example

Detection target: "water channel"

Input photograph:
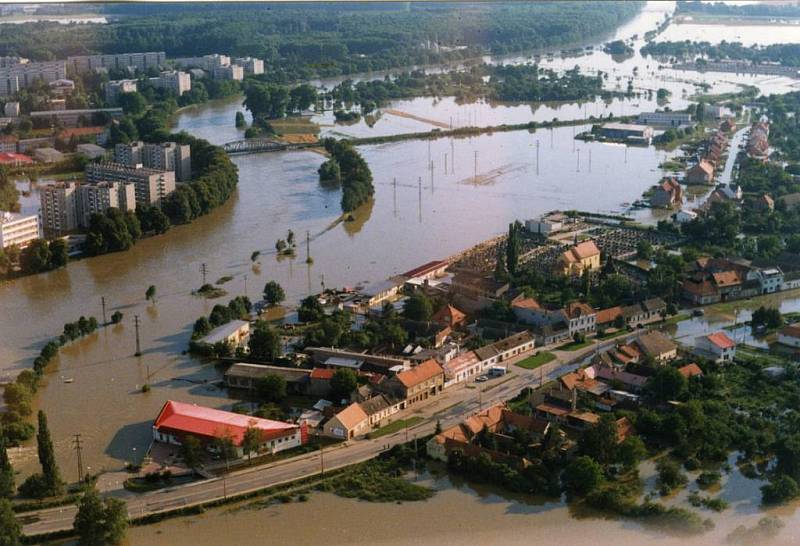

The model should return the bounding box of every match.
[2,2,800,541]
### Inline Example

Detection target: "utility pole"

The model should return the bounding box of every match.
[200,263,207,285]
[589,149,592,172]
[418,177,422,223]
[100,296,107,325]
[577,149,581,172]
[305,230,312,264]
[444,153,447,174]
[427,140,431,166]
[473,150,478,182]
[243,274,248,299]
[430,160,434,193]
[318,432,325,476]
[73,434,84,483]
[536,140,540,175]
[450,139,455,174]
[393,177,397,217]
[413,434,418,480]
[134,315,141,357]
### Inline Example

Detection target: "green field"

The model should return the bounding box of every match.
[367,416,425,439]
[515,352,556,369]
[555,339,593,352]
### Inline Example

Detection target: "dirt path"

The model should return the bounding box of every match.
[384,108,450,129]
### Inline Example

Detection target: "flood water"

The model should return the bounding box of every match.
[126,468,800,546]
[1,2,800,540]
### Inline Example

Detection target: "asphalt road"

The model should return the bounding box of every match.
[19,335,628,537]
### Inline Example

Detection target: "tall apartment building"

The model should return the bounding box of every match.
[0,61,67,97]
[148,71,191,95]
[66,52,166,74]
[115,141,191,181]
[30,107,123,128]
[173,54,230,71]
[233,57,264,75]
[77,182,136,227]
[0,211,40,249]
[212,64,244,81]
[105,79,138,103]
[85,162,176,205]
[40,181,80,235]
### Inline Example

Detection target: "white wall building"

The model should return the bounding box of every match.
[40,181,80,235]
[0,212,40,248]
[233,57,264,75]
[777,325,800,348]
[115,141,191,181]
[148,71,191,95]
[696,332,737,363]
[77,182,136,227]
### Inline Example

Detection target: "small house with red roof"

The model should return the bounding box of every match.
[432,304,467,329]
[777,324,800,348]
[152,400,306,458]
[383,358,444,408]
[696,331,736,363]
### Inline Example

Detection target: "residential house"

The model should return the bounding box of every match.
[686,160,714,185]
[650,178,683,208]
[382,359,444,409]
[323,402,369,440]
[561,240,601,276]
[563,301,597,336]
[359,394,401,428]
[431,304,467,329]
[308,368,335,398]
[757,267,783,294]
[361,276,405,307]
[777,325,800,348]
[305,347,408,375]
[696,331,737,363]
[596,306,624,329]
[591,361,649,392]
[196,320,250,349]
[474,332,536,368]
[635,330,678,364]
[442,350,482,387]
[678,363,704,379]
[450,271,509,299]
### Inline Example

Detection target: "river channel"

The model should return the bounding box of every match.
[2,2,800,539]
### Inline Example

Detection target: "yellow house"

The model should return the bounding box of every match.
[561,241,601,276]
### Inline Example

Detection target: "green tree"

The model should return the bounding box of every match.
[403,292,433,321]
[241,425,262,463]
[330,368,358,402]
[562,455,603,496]
[145,285,156,302]
[775,434,800,482]
[19,239,51,274]
[618,435,647,471]
[656,458,687,493]
[263,280,285,306]
[255,374,287,403]
[578,414,618,467]
[0,498,20,546]
[180,435,203,470]
[647,366,688,402]
[0,434,14,499]
[111,310,123,324]
[248,321,281,361]
[235,111,246,128]
[36,411,62,496]
[636,239,653,260]
[117,91,147,116]
[761,474,800,505]
[506,221,522,275]
[298,296,324,322]
[48,239,68,269]
[73,487,128,545]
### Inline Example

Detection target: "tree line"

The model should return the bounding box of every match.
[641,41,800,67]
[318,138,375,213]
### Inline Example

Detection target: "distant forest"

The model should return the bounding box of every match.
[640,42,800,67]
[677,0,800,18]
[0,2,641,79]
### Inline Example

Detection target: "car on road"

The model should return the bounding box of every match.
[475,375,489,382]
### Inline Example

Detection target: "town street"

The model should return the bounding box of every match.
[18,333,631,537]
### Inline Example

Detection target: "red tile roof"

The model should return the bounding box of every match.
[596,306,623,325]
[780,324,800,338]
[432,304,466,327]
[394,359,443,388]
[310,368,335,380]
[402,259,448,278]
[0,152,33,165]
[57,126,106,139]
[678,363,703,379]
[563,241,600,264]
[705,331,735,350]
[512,297,541,310]
[332,402,369,430]
[153,400,297,446]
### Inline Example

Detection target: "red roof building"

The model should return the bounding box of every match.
[402,259,449,280]
[152,400,306,457]
[0,152,33,166]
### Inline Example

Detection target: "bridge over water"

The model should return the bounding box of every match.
[221,138,316,155]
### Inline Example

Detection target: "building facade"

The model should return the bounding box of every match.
[148,71,191,95]
[233,57,264,75]
[105,79,138,103]
[66,52,166,74]
[77,182,136,227]
[0,212,40,248]
[0,61,67,97]
[85,162,176,205]
[40,181,80,235]
[115,141,191,181]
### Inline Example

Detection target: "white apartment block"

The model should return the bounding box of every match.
[233,57,264,75]
[85,162,176,205]
[0,61,67,97]
[105,79,138,103]
[115,141,191,181]
[0,212,40,249]
[173,54,230,71]
[77,182,136,227]
[66,52,166,74]
[40,181,80,235]
[212,64,244,81]
[148,71,191,95]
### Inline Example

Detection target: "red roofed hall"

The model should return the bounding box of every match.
[0,152,33,166]
[153,400,306,457]
[402,259,449,281]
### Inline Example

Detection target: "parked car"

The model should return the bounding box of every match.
[475,375,489,383]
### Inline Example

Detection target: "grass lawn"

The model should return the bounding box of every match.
[515,352,556,369]
[367,416,424,439]
[555,339,593,352]
[659,314,691,327]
